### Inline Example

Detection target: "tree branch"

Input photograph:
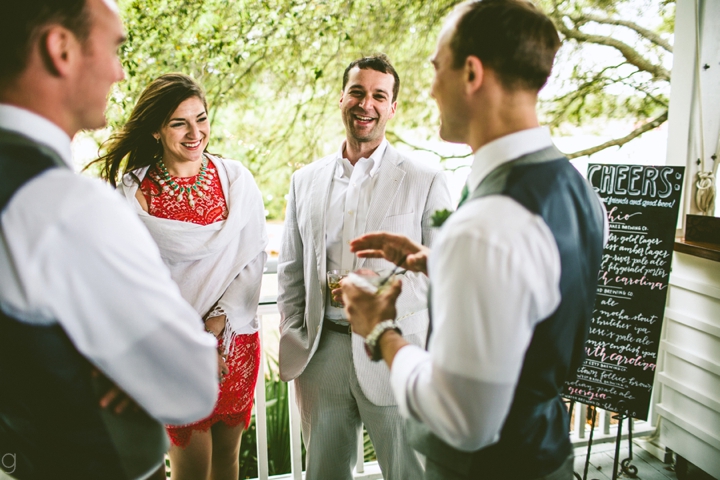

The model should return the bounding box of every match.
[555,21,671,82]
[570,13,673,52]
[615,79,669,107]
[565,109,668,159]
[550,66,619,105]
[386,130,473,162]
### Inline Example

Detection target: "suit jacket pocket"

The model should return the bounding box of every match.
[379,212,418,239]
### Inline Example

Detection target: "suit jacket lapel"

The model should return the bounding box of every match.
[358,145,406,269]
[309,157,336,286]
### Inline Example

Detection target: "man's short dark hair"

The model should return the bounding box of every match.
[449,0,561,91]
[342,54,400,102]
[0,0,91,85]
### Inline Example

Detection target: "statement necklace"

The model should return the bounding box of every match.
[157,156,213,207]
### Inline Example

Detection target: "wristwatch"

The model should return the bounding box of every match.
[364,320,402,362]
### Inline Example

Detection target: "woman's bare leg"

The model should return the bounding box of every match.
[209,422,244,480]
[168,429,212,480]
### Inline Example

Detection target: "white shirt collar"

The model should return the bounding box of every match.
[0,104,73,167]
[467,127,553,192]
[335,138,388,178]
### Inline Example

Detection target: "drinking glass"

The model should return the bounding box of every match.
[327,269,350,308]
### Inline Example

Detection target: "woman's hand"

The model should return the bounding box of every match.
[204,314,226,338]
[217,351,229,383]
[205,314,228,382]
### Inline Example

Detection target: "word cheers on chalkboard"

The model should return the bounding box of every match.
[564,164,684,420]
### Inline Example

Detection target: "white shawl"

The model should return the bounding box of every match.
[119,154,268,338]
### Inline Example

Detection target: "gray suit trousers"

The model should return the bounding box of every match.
[294,329,424,480]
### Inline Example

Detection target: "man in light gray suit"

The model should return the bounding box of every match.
[342,2,606,479]
[277,54,452,480]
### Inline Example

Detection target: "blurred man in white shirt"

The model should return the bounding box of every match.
[0,1,217,478]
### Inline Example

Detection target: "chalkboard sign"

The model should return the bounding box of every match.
[564,164,685,420]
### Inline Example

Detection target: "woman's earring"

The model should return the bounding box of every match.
[155,137,160,144]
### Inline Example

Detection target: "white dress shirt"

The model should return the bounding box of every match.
[325,139,387,320]
[390,127,565,451]
[0,104,218,425]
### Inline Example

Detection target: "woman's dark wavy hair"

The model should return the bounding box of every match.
[89,73,209,187]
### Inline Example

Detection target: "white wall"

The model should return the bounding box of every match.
[654,0,720,477]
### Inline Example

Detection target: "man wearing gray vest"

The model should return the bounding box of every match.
[342,1,607,479]
[0,1,218,478]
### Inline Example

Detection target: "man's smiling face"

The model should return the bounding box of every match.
[339,67,397,145]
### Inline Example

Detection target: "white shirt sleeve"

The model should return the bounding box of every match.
[1,171,218,425]
[391,196,562,451]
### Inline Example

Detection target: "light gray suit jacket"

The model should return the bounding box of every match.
[277,143,452,406]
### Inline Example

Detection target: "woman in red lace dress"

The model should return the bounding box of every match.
[92,74,267,480]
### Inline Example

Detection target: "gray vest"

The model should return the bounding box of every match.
[411,146,604,479]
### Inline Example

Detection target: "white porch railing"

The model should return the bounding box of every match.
[253,301,384,480]
[252,298,654,480]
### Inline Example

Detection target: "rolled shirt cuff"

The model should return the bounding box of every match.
[390,343,431,420]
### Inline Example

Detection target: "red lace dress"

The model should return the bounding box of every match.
[140,159,261,448]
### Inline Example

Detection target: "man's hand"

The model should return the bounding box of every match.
[93,369,139,414]
[342,277,402,338]
[350,232,430,275]
[330,287,344,306]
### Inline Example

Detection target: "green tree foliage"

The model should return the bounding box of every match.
[104,0,456,219]
[539,0,674,158]
[99,0,673,218]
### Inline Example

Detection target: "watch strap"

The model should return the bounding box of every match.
[364,320,402,362]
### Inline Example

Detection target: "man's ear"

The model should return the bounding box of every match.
[41,26,80,77]
[465,56,483,94]
[388,100,397,119]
